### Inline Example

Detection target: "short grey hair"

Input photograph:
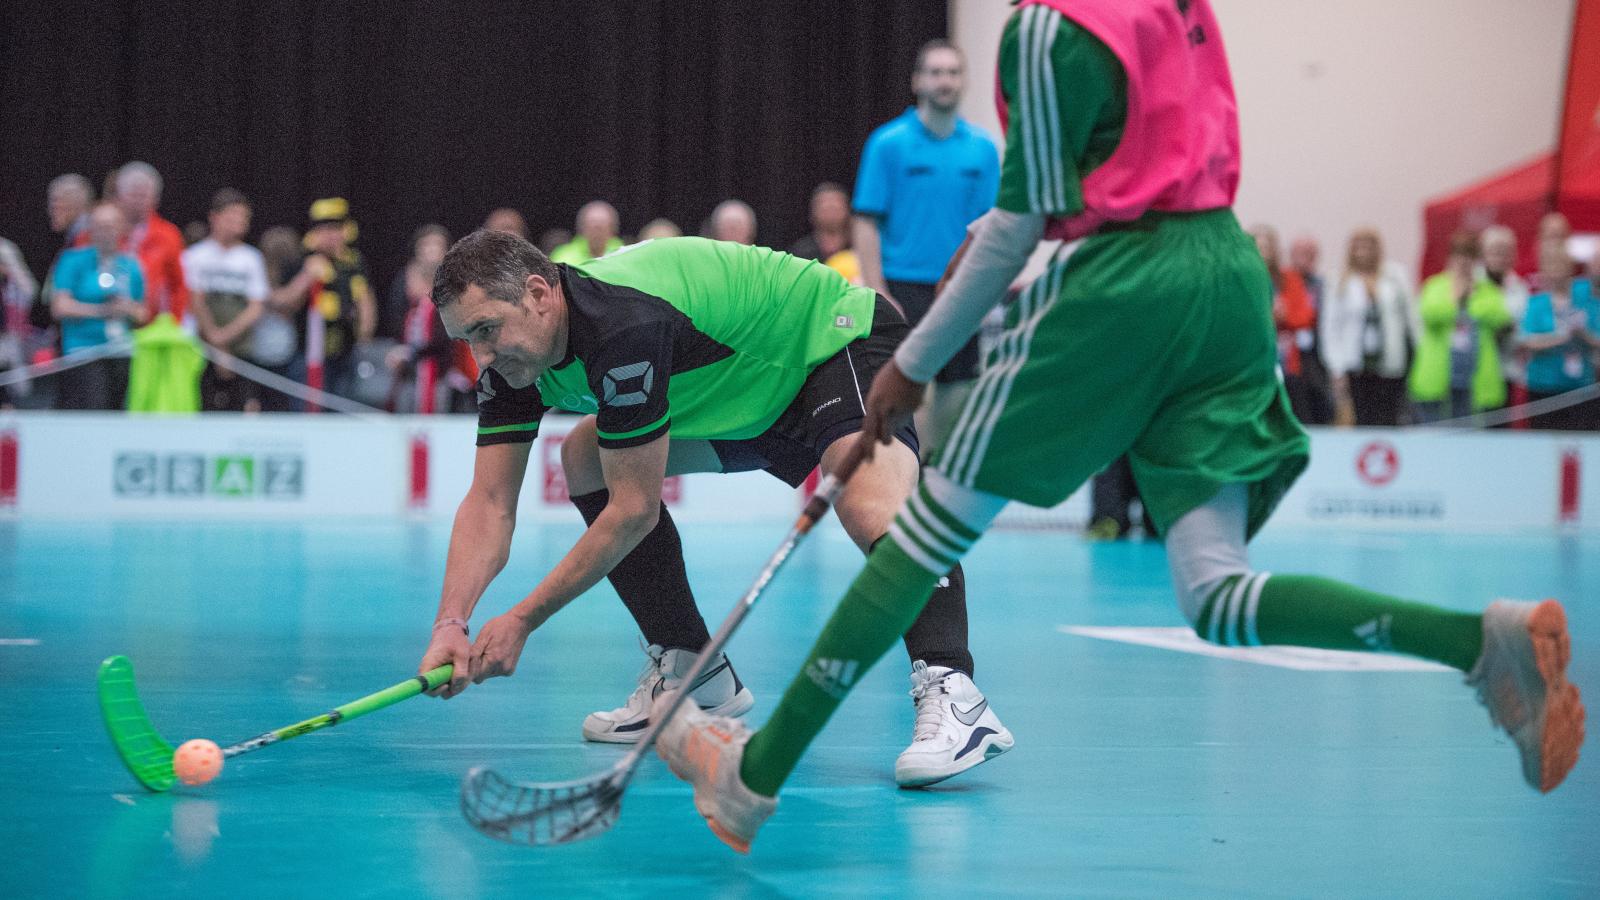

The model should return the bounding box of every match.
[433,228,561,309]
[115,161,163,196]
[712,199,756,229]
[48,173,93,201]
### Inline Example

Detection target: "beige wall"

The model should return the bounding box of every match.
[951,0,1574,278]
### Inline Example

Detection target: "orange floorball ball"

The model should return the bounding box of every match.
[173,739,225,786]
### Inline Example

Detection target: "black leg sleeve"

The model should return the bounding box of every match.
[899,561,974,677]
[570,489,710,652]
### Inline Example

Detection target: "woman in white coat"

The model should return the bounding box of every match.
[1319,228,1416,425]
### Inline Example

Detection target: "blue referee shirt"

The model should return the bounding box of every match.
[852,107,1000,285]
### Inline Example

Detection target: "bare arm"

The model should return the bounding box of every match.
[467,434,671,684]
[852,214,890,299]
[52,290,113,322]
[419,441,531,696]
[268,257,322,314]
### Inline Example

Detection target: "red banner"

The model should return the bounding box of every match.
[1556,0,1600,230]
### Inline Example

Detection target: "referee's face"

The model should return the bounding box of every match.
[445,278,564,390]
[913,47,964,113]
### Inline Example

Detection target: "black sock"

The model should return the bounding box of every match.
[871,534,973,677]
[570,489,710,652]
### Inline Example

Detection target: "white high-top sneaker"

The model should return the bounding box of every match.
[1467,599,1584,792]
[582,643,754,744]
[894,660,1014,788]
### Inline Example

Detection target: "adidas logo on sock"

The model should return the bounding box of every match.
[804,657,860,700]
[1353,614,1394,651]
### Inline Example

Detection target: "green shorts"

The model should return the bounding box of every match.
[931,208,1309,539]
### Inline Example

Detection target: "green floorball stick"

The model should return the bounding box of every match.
[97,654,452,791]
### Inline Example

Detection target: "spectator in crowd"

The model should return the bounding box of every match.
[1480,225,1533,422]
[1253,225,1319,424]
[790,183,852,261]
[1320,228,1415,426]
[0,235,39,408]
[1518,239,1600,431]
[260,226,302,290]
[709,199,758,245]
[48,174,94,247]
[852,39,1000,455]
[386,225,474,413]
[184,189,271,413]
[254,225,305,411]
[108,162,190,322]
[51,204,148,410]
[1409,231,1511,423]
[549,201,622,264]
[483,207,528,240]
[1287,235,1334,424]
[1539,211,1572,247]
[536,228,572,256]
[639,218,682,241]
[271,198,374,401]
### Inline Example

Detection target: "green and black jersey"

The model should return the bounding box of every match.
[475,237,877,449]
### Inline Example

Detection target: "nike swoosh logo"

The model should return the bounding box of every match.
[952,699,987,726]
[652,660,731,701]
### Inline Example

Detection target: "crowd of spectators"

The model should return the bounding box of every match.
[1251,211,1600,432]
[1,137,1596,433]
[0,159,867,415]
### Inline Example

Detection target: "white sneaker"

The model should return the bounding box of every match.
[581,644,754,744]
[1468,599,1585,792]
[652,690,777,853]
[894,660,1014,788]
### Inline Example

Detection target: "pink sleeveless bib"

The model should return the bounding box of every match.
[998,0,1241,240]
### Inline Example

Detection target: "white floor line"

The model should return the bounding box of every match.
[0,638,40,646]
[1059,625,1455,672]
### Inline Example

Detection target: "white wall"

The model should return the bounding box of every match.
[951,0,1574,279]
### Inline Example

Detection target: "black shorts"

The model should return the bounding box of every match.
[886,279,981,383]
[710,296,920,487]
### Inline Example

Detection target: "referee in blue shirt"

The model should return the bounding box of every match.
[852,40,1000,454]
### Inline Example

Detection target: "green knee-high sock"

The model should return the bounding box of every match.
[740,539,947,797]
[1195,573,1483,672]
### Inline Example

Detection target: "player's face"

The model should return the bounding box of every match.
[444,279,563,390]
[914,48,964,113]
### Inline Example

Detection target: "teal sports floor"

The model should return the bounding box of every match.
[2,519,1595,898]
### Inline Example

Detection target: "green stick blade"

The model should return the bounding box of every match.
[97,656,176,792]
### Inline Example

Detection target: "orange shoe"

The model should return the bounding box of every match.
[652,690,777,852]
[1468,600,1586,792]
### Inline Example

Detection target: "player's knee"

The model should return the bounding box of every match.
[560,417,602,489]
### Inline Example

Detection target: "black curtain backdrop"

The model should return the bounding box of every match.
[1,1,948,291]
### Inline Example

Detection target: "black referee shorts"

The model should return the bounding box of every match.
[886,279,981,383]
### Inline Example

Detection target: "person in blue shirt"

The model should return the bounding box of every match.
[50,203,147,410]
[852,40,1000,454]
[1518,240,1600,430]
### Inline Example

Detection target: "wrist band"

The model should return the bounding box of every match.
[433,616,469,636]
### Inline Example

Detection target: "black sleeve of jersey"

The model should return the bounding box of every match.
[589,322,675,449]
[474,367,547,446]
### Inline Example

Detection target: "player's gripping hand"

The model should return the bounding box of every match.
[469,612,534,684]
[421,624,472,699]
[860,359,927,462]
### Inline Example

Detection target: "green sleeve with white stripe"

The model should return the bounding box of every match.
[995,6,1128,217]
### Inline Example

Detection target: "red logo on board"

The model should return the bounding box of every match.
[1355,441,1400,487]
